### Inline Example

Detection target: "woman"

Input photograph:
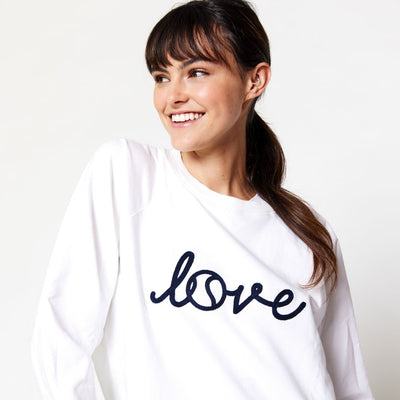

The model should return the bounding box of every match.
[31,0,374,398]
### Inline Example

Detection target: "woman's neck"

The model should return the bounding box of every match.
[180,145,255,201]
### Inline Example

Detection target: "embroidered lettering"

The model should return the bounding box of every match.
[150,251,306,320]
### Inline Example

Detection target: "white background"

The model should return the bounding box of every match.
[1,0,399,398]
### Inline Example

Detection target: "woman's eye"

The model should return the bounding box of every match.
[154,75,168,83]
[189,69,208,78]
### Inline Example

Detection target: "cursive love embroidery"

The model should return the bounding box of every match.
[150,251,306,320]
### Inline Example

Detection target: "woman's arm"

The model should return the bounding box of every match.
[320,234,374,399]
[31,141,122,399]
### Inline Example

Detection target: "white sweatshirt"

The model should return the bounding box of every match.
[31,138,374,400]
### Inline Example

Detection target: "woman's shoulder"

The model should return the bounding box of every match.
[83,138,171,215]
[87,137,171,181]
[92,137,166,164]
[309,207,339,245]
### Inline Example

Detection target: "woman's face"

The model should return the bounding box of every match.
[151,52,253,155]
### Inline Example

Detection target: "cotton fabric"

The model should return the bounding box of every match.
[31,138,374,399]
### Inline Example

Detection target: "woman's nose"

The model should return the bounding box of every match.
[167,79,188,104]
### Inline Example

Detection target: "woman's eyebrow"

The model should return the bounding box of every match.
[181,58,216,69]
[181,58,202,68]
[151,58,216,74]
[151,66,168,74]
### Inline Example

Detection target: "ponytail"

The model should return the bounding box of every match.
[246,108,337,293]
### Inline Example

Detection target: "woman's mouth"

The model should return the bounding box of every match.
[170,112,204,123]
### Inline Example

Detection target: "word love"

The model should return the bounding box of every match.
[150,251,306,321]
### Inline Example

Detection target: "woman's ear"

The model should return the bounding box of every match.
[245,63,271,101]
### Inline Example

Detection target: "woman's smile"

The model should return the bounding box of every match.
[170,112,205,126]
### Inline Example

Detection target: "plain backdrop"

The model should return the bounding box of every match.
[1,0,399,398]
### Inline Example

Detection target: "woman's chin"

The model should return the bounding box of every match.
[169,136,200,153]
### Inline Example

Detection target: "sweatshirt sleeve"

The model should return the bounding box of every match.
[320,234,374,399]
[31,139,125,399]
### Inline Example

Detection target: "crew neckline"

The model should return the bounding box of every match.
[166,148,273,215]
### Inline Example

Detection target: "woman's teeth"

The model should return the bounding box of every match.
[171,113,204,122]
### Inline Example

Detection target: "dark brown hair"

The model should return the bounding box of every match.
[145,0,337,292]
